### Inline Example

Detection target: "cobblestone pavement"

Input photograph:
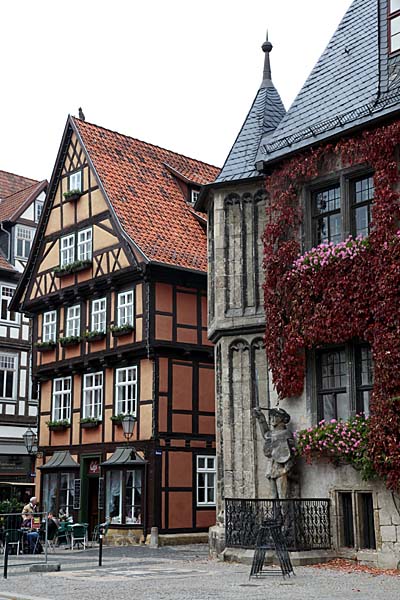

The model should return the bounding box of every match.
[0,545,399,600]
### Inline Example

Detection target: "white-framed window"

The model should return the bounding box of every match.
[190,190,199,205]
[66,305,81,338]
[91,298,106,332]
[0,285,18,323]
[83,372,103,419]
[77,228,92,261]
[15,225,35,259]
[43,310,57,342]
[0,353,17,400]
[35,200,44,223]
[115,366,137,415]
[52,377,72,422]
[106,469,142,525]
[196,455,216,506]
[60,234,75,267]
[117,291,134,327]
[69,171,82,192]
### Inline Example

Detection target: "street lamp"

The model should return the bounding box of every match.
[121,415,136,441]
[23,427,38,455]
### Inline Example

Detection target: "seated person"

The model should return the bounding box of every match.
[21,496,38,524]
[46,512,59,539]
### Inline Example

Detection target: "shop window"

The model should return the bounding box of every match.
[43,471,75,517]
[105,469,142,525]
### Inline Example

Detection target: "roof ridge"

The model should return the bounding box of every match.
[72,116,220,170]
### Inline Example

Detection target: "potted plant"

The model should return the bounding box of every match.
[36,340,57,352]
[59,335,81,347]
[84,330,106,343]
[46,419,70,432]
[63,188,82,202]
[110,324,134,337]
[80,417,101,429]
[53,259,92,277]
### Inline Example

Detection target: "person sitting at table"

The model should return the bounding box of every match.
[45,512,59,538]
[21,516,41,554]
[21,496,38,526]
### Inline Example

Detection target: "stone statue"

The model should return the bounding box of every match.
[253,406,296,499]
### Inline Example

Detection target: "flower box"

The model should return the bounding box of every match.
[36,341,56,352]
[63,189,82,202]
[110,325,134,337]
[47,421,70,432]
[80,419,101,429]
[59,336,81,348]
[54,260,92,278]
[84,331,106,343]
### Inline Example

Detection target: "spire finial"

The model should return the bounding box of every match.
[261,31,273,87]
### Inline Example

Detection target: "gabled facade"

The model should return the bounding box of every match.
[12,117,219,541]
[202,0,400,568]
[0,170,47,501]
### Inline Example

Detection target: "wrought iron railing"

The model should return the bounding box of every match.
[225,498,331,551]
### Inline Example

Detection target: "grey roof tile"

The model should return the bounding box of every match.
[257,0,386,163]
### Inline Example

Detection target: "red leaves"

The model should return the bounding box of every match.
[263,119,400,491]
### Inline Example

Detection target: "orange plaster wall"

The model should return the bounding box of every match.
[139,404,152,440]
[201,296,208,327]
[40,381,51,413]
[65,344,82,360]
[158,397,168,432]
[176,292,197,326]
[198,368,215,412]
[136,284,143,314]
[155,283,173,312]
[140,359,153,400]
[50,428,70,446]
[82,424,103,444]
[198,416,215,435]
[155,315,173,340]
[177,328,197,344]
[196,510,216,529]
[158,358,168,394]
[172,364,192,410]
[168,492,192,529]
[40,415,49,446]
[167,452,193,488]
[202,330,212,346]
[172,413,192,433]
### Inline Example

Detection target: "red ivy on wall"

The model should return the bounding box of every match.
[263,119,400,490]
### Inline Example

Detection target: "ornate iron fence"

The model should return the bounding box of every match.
[225,498,331,551]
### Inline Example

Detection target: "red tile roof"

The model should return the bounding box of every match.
[0,170,38,199]
[0,251,16,273]
[72,118,219,272]
[0,180,47,222]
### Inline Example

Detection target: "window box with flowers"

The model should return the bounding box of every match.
[54,259,92,278]
[36,341,57,352]
[63,189,82,203]
[59,335,81,348]
[80,417,101,429]
[110,413,136,426]
[110,324,134,337]
[46,419,71,432]
[84,330,106,343]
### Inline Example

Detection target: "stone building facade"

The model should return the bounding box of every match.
[199,0,400,568]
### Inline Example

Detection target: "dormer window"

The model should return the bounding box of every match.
[15,225,35,260]
[190,189,199,205]
[35,200,44,223]
[69,170,82,192]
[389,0,400,54]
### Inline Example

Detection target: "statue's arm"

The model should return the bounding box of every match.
[253,407,270,436]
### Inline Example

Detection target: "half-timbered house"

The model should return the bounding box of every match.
[11,117,218,541]
[0,170,47,500]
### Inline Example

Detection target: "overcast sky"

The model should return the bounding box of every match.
[1,0,352,182]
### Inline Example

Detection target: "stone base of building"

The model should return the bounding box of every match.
[106,529,208,546]
[221,547,336,566]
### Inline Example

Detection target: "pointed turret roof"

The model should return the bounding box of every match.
[257,0,400,165]
[214,37,286,183]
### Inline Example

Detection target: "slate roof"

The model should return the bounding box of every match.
[0,180,47,222]
[257,0,388,164]
[215,41,286,183]
[0,170,38,199]
[72,118,219,272]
